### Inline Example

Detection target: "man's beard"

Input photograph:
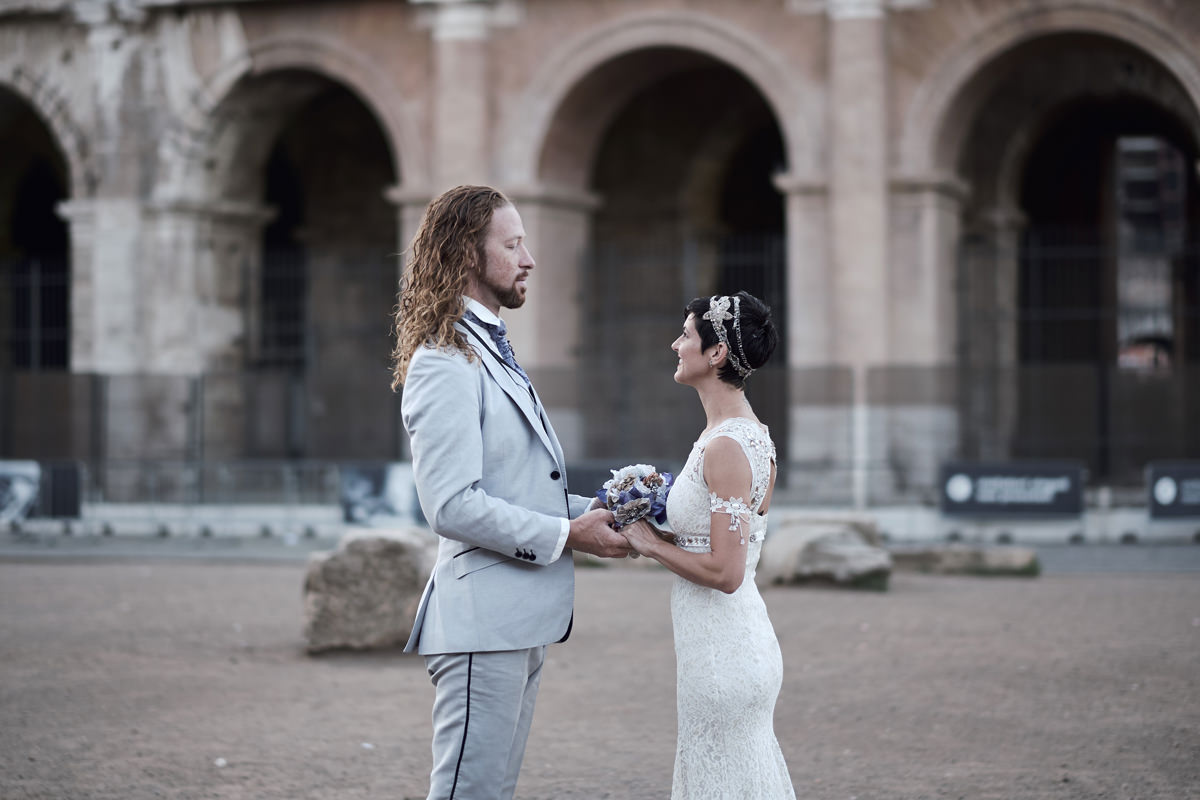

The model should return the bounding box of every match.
[487,276,526,310]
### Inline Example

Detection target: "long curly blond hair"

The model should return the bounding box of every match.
[391,185,510,389]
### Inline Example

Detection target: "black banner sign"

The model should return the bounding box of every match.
[940,461,1086,516]
[1147,462,1200,519]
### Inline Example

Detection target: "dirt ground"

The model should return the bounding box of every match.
[1,552,1198,800]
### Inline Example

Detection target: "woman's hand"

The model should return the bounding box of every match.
[620,519,663,558]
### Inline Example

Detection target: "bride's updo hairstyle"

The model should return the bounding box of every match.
[685,291,778,389]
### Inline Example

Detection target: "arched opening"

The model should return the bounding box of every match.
[546,49,788,471]
[1014,98,1199,480]
[954,34,1200,483]
[206,70,400,460]
[0,88,70,372]
[259,142,308,368]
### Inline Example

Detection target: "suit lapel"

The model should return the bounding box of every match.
[528,381,568,470]
[458,318,560,463]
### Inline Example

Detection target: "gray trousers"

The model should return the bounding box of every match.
[424,647,547,800]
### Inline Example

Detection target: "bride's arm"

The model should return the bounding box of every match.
[621,436,752,593]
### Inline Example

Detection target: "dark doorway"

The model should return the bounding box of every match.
[230,74,399,459]
[581,53,788,471]
[0,90,70,371]
[1013,97,1200,480]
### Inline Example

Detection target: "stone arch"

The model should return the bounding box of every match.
[496,9,817,190]
[156,32,424,202]
[1,70,91,198]
[898,3,1200,180]
[139,37,408,456]
[522,23,793,467]
[962,34,1200,218]
[916,7,1200,481]
[244,35,423,189]
[0,80,74,372]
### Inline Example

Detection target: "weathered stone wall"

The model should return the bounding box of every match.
[1,0,1197,496]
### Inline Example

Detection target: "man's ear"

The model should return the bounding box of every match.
[467,244,484,274]
[463,248,481,291]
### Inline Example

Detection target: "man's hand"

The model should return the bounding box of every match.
[567,508,633,559]
[617,519,662,559]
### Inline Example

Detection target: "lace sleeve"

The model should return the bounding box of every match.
[709,492,752,545]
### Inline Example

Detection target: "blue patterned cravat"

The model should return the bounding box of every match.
[465,310,531,387]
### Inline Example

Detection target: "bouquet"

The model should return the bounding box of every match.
[596,464,674,537]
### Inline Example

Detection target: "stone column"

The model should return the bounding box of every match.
[132,198,273,461]
[965,206,1025,461]
[383,186,434,459]
[61,197,196,471]
[59,198,145,373]
[504,184,600,458]
[774,173,854,499]
[828,0,889,506]
[829,0,888,367]
[888,174,967,364]
[56,3,208,483]
[884,173,969,501]
[144,199,275,373]
[977,207,1025,375]
[60,2,152,374]
[417,0,494,190]
[75,3,146,199]
[776,173,832,367]
[385,185,434,272]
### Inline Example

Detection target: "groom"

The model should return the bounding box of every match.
[393,185,630,800]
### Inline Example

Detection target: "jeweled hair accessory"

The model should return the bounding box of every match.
[702,295,754,378]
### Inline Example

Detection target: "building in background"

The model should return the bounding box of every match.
[0,0,1197,507]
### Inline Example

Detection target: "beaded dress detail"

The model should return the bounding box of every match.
[664,418,795,799]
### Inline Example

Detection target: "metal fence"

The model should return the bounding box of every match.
[3,230,1199,517]
[3,363,1197,516]
[0,370,407,468]
[958,231,1200,485]
[0,255,70,370]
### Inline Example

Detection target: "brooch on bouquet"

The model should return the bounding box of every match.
[596,464,674,540]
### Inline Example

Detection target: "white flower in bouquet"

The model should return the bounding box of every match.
[596,464,674,537]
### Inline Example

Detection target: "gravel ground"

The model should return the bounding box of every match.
[1,546,1198,799]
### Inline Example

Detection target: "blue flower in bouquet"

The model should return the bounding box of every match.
[596,464,673,529]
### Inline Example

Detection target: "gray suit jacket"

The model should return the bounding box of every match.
[402,316,592,655]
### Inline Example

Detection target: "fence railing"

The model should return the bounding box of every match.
[3,363,1197,515]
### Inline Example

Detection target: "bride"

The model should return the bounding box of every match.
[620,292,795,799]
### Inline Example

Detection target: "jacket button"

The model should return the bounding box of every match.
[550,470,561,480]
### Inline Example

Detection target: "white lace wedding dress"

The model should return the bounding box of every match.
[665,417,795,799]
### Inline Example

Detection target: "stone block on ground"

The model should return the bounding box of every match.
[303,526,437,653]
[890,544,1040,577]
[758,514,893,591]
